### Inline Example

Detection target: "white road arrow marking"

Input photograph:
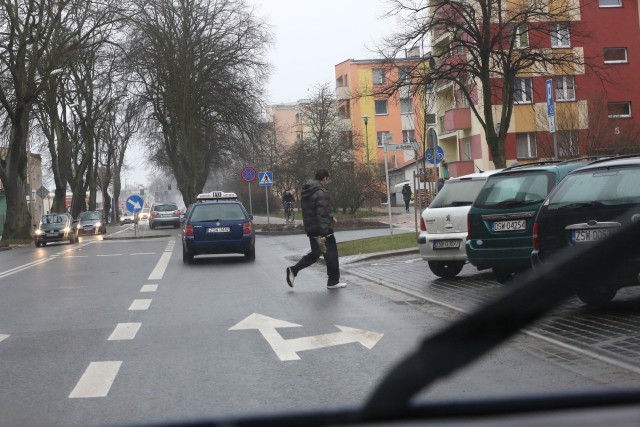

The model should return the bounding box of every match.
[229,313,383,361]
[0,334,9,343]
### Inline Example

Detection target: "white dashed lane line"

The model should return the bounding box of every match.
[108,323,142,341]
[69,361,122,398]
[0,334,9,343]
[140,284,158,293]
[128,299,152,311]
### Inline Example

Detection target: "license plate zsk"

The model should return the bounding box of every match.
[207,227,230,233]
[433,240,461,249]
[572,229,613,243]
[492,220,526,232]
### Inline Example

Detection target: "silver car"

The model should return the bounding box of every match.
[417,170,502,278]
[150,203,181,229]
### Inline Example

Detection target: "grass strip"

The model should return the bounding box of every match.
[337,232,417,256]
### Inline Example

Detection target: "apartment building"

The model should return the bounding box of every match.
[430,0,640,177]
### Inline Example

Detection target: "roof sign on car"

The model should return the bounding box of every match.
[196,191,238,201]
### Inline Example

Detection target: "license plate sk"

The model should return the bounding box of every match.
[207,227,230,233]
[433,239,461,249]
[492,220,526,232]
[572,228,613,243]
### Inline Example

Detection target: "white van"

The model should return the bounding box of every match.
[417,170,502,278]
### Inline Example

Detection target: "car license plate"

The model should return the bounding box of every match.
[433,239,461,249]
[492,220,526,232]
[207,227,230,233]
[572,228,613,243]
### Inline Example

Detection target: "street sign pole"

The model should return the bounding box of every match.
[383,142,393,236]
[546,79,559,160]
[248,182,252,216]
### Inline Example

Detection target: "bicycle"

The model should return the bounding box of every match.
[284,201,294,223]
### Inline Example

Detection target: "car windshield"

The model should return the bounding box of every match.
[41,214,64,224]
[80,211,101,220]
[548,167,640,210]
[474,171,553,209]
[428,179,487,208]
[190,204,246,221]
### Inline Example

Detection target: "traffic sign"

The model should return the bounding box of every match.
[126,195,144,213]
[546,79,556,134]
[241,166,257,182]
[258,171,273,186]
[384,143,414,152]
[426,146,445,165]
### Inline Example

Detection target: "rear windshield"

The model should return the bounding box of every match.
[154,204,178,212]
[429,179,487,208]
[548,166,640,210]
[41,214,66,224]
[190,204,246,221]
[80,211,101,220]
[474,171,554,209]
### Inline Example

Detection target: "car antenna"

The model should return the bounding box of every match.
[474,163,484,173]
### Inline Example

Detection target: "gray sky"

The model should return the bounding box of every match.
[128,0,397,186]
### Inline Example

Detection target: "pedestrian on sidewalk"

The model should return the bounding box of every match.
[286,169,346,290]
[401,183,412,213]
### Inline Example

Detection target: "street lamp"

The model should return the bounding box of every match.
[362,115,370,167]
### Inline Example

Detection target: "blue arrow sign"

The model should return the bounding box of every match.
[258,171,273,186]
[546,79,555,117]
[425,146,445,165]
[126,195,144,213]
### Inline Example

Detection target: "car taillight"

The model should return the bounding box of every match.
[184,224,194,237]
[151,211,158,217]
[243,221,253,235]
[467,214,472,239]
[420,217,426,232]
[174,210,180,216]
[532,222,540,250]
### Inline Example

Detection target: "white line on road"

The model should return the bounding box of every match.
[108,323,142,341]
[65,255,89,258]
[0,257,55,280]
[140,284,158,292]
[69,361,122,398]
[129,299,152,310]
[0,334,9,343]
[97,254,122,257]
[131,252,155,255]
[148,241,174,280]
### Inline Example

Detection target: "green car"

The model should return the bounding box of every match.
[465,158,599,282]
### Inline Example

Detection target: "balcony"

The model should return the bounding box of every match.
[336,86,350,100]
[443,107,471,132]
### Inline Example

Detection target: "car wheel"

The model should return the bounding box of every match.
[428,260,464,279]
[493,268,515,284]
[576,286,617,307]
[244,246,256,261]
[183,247,194,264]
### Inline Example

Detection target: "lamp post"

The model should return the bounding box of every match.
[362,115,370,167]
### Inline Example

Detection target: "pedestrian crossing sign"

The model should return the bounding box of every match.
[258,171,273,186]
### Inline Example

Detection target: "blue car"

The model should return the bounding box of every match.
[181,192,255,264]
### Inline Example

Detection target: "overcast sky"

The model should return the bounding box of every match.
[127,0,398,186]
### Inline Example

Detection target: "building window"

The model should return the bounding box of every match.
[373,68,385,84]
[608,102,631,118]
[513,24,529,49]
[462,138,472,160]
[402,130,415,143]
[604,47,628,63]
[377,131,392,147]
[374,100,388,115]
[555,76,575,101]
[400,98,413,114]
[296,131,304,142]
[338,102,350,118]
[399,67,411,84]
[426,113,436,124]
[551,23,571,48]
[513,78,532,104]
[451,42,465,55]
[516,133,537,159]
[599,0,621,6]
[295,112,302,123]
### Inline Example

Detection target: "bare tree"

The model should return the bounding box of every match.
[127,0,272,207]
[378,0,592,168]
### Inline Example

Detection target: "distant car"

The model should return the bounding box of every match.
[34,213,78,247]
[182,191,255,264]
[76,210,106,235]
[150,202,181,229]
[139,207,151,221]
[120,212,135,225]
[417,170,502,278]
[532,155,640,306]
[466,158,600,282]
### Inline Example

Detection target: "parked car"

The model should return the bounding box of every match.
[139,207,151,221]
[150,202,181,229]
[466,158,599,282]
[531,155,640,305]
[417,170,502,278]
[76,210,106,235]
[182,191,255,264]
[120,212,135,225]
[34,213,78,246]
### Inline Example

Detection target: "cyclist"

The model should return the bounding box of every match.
[282,190,295,222]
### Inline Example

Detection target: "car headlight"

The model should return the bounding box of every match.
[95,222,101,227]
[35,229,43,235]
[62,227,71,233]
[77,224,82,229]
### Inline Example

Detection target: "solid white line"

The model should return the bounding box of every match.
[108,323,142,341]
[148,251,172,280]
[65,255,89,258]
[97,254,122,257]
[140,284,158,293]
[129,299,152,310]
[131,252,155,255]
[69,361,122,398]
[0,257,55,280]
[0,334,9,343]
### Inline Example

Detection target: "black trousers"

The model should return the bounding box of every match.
[404,198,410,210]
[292,234,340,286]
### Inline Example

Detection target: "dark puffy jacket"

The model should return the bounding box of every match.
[300,179,332,237]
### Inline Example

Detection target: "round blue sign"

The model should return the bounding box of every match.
[126,195,144,213]
[426,146,445,165]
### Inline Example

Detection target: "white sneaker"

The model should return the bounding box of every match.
[327,282,347,289]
